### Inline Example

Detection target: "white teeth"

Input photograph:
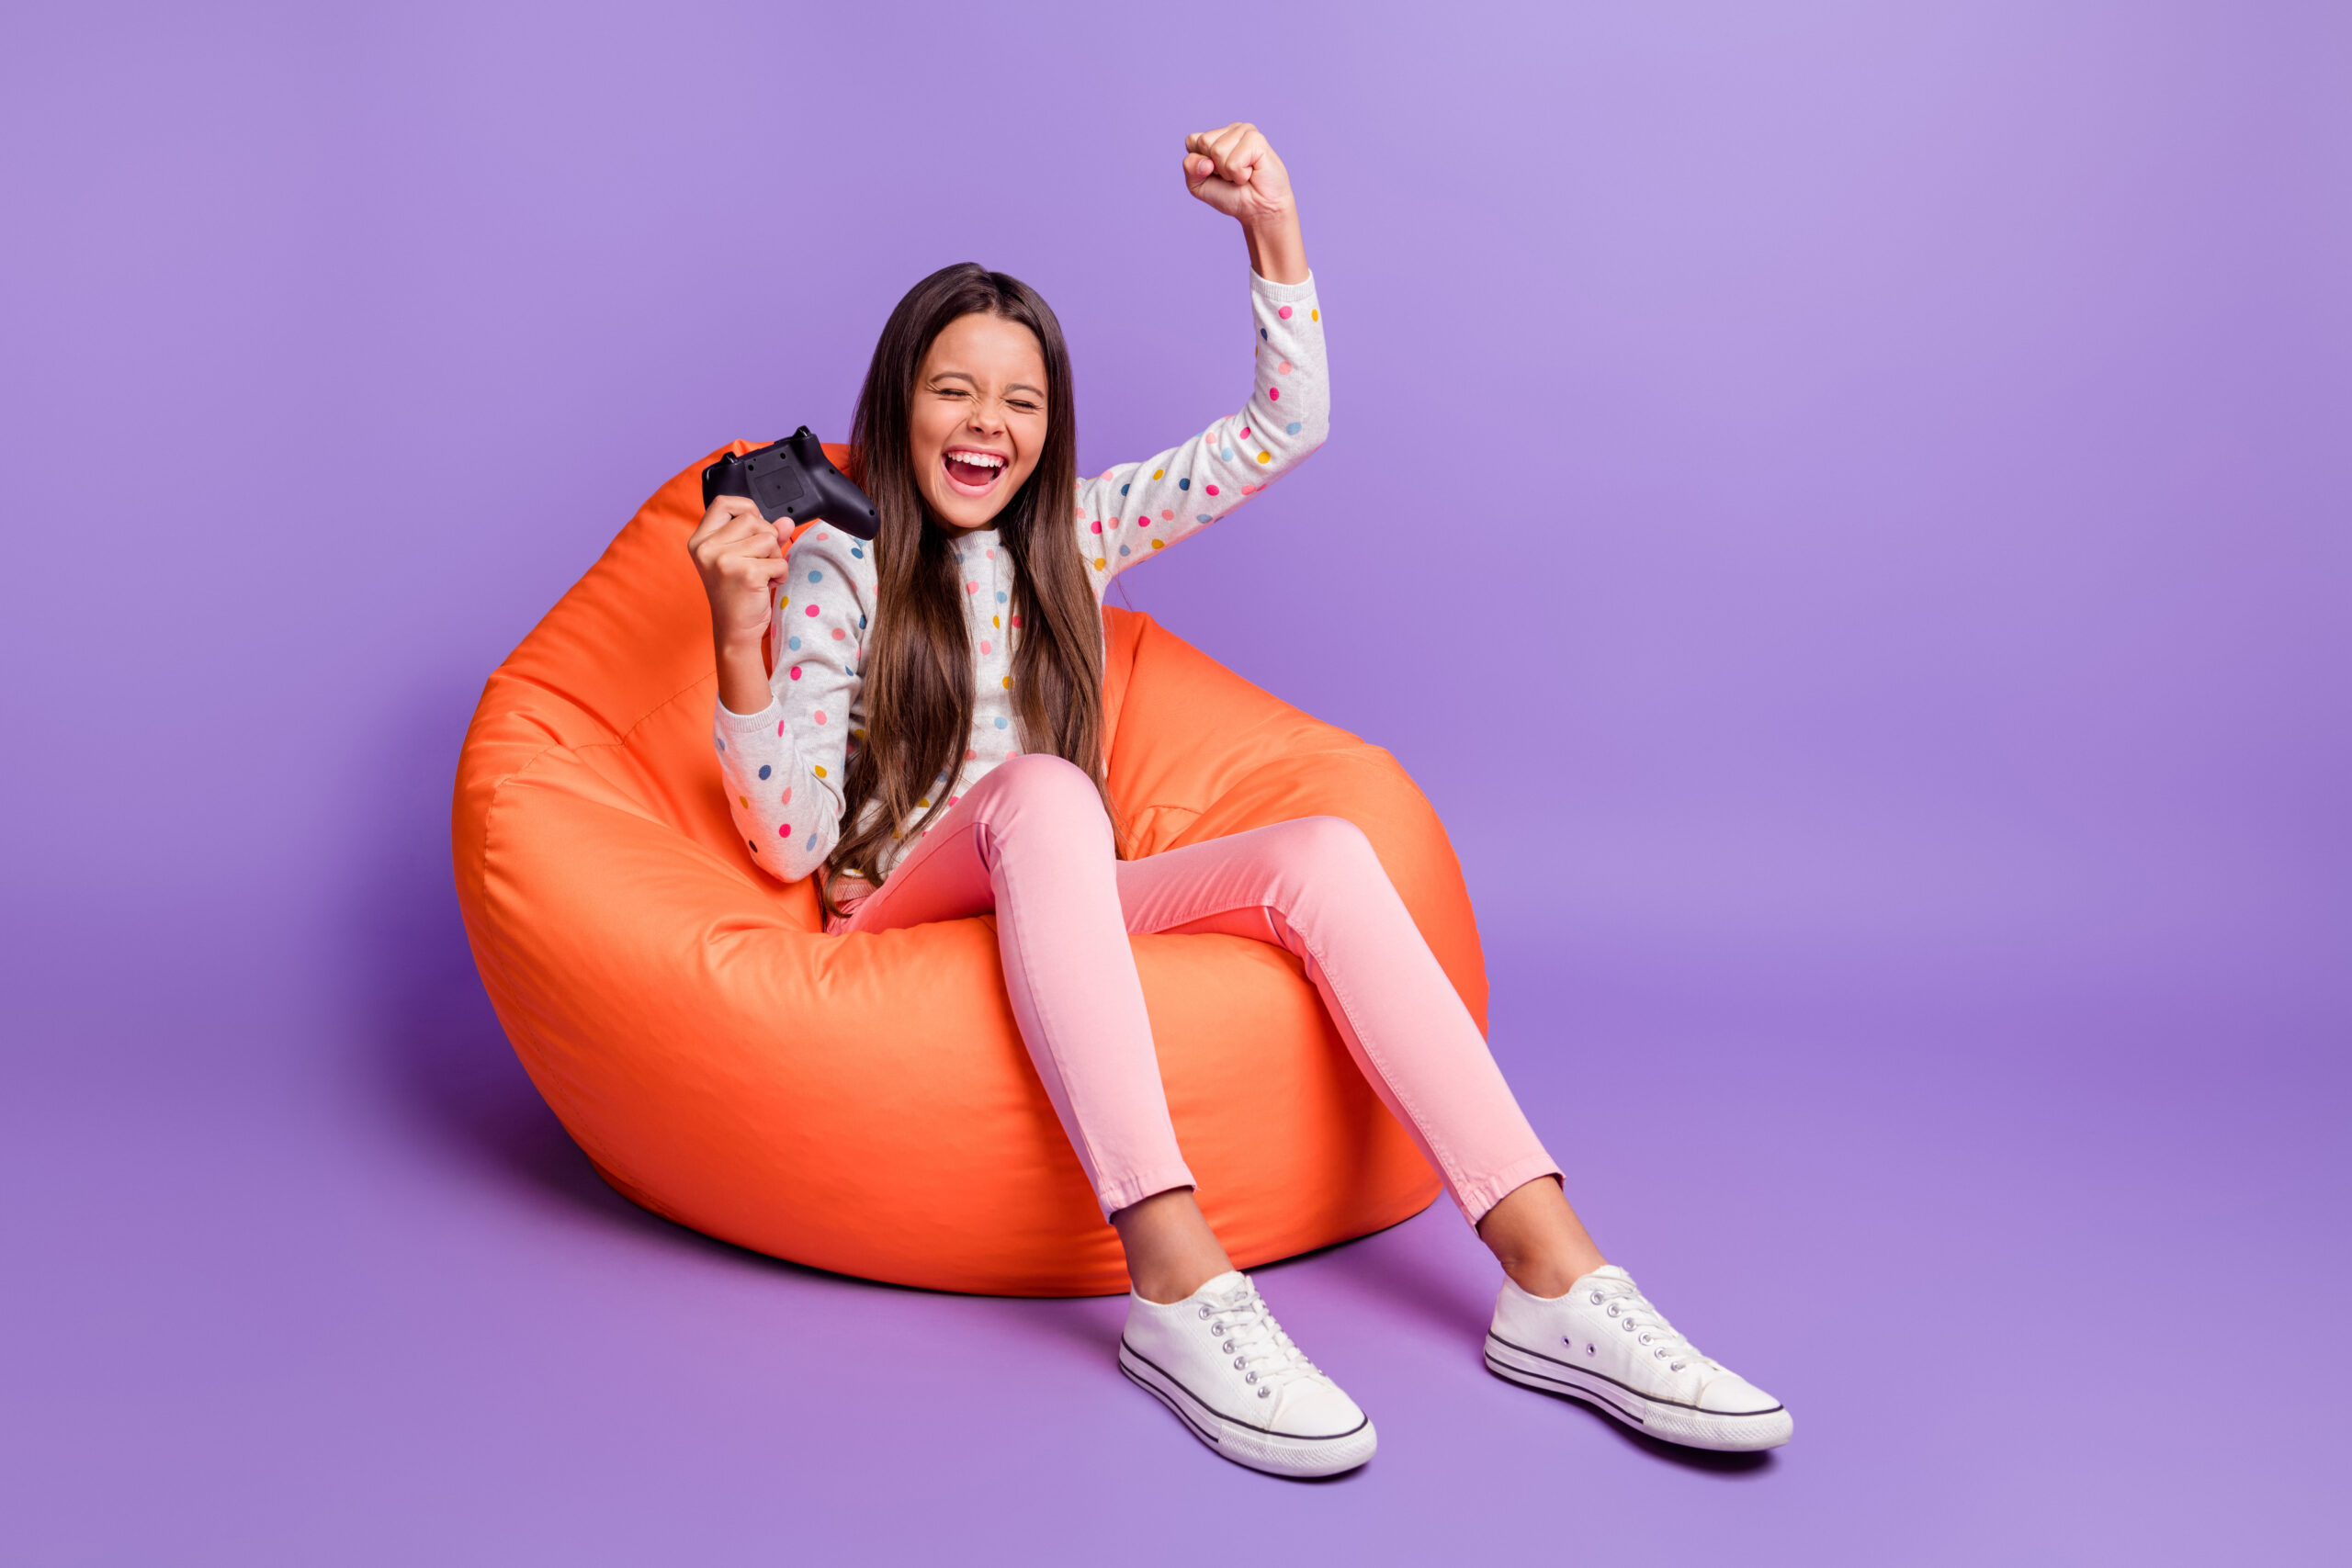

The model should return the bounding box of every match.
[950,451,1005,469]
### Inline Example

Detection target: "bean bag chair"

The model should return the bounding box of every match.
[451,443,1488,1296]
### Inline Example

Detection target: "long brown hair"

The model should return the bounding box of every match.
[823,263,1115,914]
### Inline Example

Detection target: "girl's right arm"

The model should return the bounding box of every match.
[689,501,867,882]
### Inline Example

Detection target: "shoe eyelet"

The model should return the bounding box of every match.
[1670,1360,1686,1372]
[1606,1303,1619,1317]
[1245,1371,1259,1384]
[1222,1339,1235,1353]
[1655,1348,1668,1359]
[1586,1344,1596,1356]
[1198,1305,1212,1319]
[1639,1333,1652,1346]
[1258,1387,1272,1399]
[1589,1292,1603,1304]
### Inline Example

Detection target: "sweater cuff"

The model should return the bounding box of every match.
[1250,269,1317,306]
[714,694,783,745]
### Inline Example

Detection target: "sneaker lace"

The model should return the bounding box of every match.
[1198,1280,1323,1400]
[1588,1277,1707,1376]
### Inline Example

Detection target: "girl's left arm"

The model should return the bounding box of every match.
[1077,124,1329,582]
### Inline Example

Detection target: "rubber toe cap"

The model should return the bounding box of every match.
[1269,1377,1369,1439]
[1696,1371,1783,1416]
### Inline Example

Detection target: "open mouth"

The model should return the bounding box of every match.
[942,446,1009,497]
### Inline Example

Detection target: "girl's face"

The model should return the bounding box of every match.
[910,311,1049,533]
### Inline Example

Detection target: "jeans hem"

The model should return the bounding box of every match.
[1454,1151,1566,1227]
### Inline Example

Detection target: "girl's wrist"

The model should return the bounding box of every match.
[1243,210,1308,286]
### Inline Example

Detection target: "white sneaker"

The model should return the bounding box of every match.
[1118,1270,1376,1478]
[1485,1264,1793,1451]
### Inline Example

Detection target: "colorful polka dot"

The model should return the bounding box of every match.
[831,626,846,640]
[1152,468,1165,480]
[1120,482,1130,495]
[1150,537,1165,550]
[1277,305,1293,319]
[777,823,791,837]
[1195,513,1210,523]
[1091,520,1102,533]
[1257,451,1271,463]
[966,581,978,593]
[1001,675,1013,689]
[812,763,827,778]
[781,786,792,804]
[979,639,992,653]
[1177,478,1190,491]
[1093,557,1107,570]
[738,795,748,808]
[996,590,1008,603]
[1239,427,1251,440]
[757,764,772,779]
[1159,509,1174,520]
[1118,545,1131,556]
[994,716,1009,728]
[813,710,828,724]
[807,570,822,582]
[1204,484,1219,496]
[805,604,820,617]
[787,635,802,650]
[1310,308,1318,321]
[1267,388,1280,401]
[1286,422,1302,434]
[716,737,727,751]
[1277,360,1292,375]
[788,665,802,681]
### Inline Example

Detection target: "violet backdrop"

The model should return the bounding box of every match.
[3,1,2346,1562]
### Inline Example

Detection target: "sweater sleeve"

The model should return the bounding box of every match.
[1074,270,1329,586]
[711,523,872,883]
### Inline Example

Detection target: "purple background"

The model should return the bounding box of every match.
[5,2,2346,1561]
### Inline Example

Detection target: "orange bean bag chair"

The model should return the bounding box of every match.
[451,443,1487,1296]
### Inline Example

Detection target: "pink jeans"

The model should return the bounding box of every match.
[829,754,1561,1223]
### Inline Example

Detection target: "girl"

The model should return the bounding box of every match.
[688,123,1791,1478]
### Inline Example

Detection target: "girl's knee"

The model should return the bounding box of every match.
[1273,814,1382,876]
[979,753,1112,835]
[992,751,1098,804]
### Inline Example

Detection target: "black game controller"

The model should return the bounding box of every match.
[702,426,879,539]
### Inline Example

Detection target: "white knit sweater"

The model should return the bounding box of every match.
[713,269,1329,883]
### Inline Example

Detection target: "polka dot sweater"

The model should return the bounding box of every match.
[714,268,1328,884]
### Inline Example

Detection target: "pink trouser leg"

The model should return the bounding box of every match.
[833,755,1559,1223]
[833,755,1197,1216]
[1115,815,1561,1222]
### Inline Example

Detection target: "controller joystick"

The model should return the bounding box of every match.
[702,427,879,540]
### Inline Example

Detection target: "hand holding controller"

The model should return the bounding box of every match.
[702,427,879,540]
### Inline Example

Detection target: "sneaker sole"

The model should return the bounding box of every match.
[1484,1331,1793,1452]
[1117,1340,1377,1478]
